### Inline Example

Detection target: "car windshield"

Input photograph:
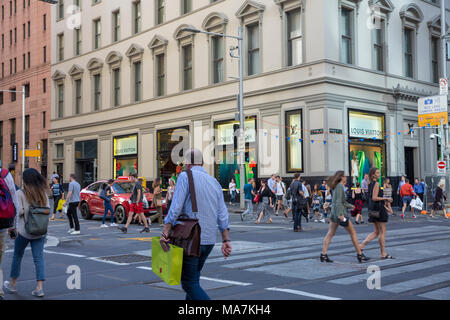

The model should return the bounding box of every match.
[113,182,134,194]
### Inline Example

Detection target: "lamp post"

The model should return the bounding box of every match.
[182,27,246,209]
[0,86,26,185]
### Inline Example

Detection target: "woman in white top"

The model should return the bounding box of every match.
[229,178,237,205]
[275,176,286,216]
[165,178,176,212]
[4,168,49,298]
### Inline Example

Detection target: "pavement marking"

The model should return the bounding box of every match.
[43,250,86,258]
[265,287,341,300]
[87,257,130,266]
[418,286,450,300]
[381,271,450,293]
[329,256,450,285]
[137,266,153,271]
[199,277,252,286]
[119,237,153,242]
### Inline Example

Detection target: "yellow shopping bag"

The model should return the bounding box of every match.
[152,237,183,286]
[56,199,65,212]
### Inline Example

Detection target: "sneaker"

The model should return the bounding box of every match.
[412,214,416,219]
[320,219,326,223]
[100,224,109,228]
[31,289,44,298]
[118,226,127,234]
[71,231,80,235]
[159,224,164,227]
[67,228,74,234]
[240,214,244,222]
[3,281,17,293]
[110,223,118,227]
[314,220,318,223]
[401,213,404,219]
[140,227,150,233]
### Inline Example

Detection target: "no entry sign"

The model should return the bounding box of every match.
[437,161,446,174]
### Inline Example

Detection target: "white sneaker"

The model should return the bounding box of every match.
[320,219,326,223]
[314,220,318,223]
[110,223,118,227]
[100,224,109,228]
[70,231,80,235]
[67,229,74,234]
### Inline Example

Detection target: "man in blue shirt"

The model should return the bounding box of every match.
[413,178,425,202]
[160,149,231,300]
[241,179,255,221]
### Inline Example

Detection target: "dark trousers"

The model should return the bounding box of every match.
[293,203,306,230]
[67,202,80,231]
[53,195,61,214]
[181,244,214,300]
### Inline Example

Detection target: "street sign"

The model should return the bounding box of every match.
[438,161,446,174]
[20,150,41,157]
[440,78,448,96]
[418,95,448,127]
[12,143,18,163]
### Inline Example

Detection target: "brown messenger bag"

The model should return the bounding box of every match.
[168,168,201,257]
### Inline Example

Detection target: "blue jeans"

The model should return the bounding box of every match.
[10,234,46,281]
[181,244,214,300]
[230,191,236,203]
[242,199,253,217]
[102,201,114,224]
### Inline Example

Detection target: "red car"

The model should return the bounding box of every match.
[79,179,166,224]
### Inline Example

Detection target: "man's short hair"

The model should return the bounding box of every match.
[130,172,138,178]
[184,148,204,165]
[276,175,281,179]
[405,179,409,184]
[294,173,300,179]
[108,179,114,184]
[70,173,76,180]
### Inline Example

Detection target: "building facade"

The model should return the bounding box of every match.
[49,0,449,189]
[0,0,51,184]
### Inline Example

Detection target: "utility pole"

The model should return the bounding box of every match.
[238,26,245,210]
[22,85,25,180]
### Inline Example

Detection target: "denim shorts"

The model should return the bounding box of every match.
[403,196,413,205]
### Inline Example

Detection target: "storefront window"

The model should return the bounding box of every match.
[75,139,98,187]
[113,134,138,178]
[157,127,189,186]
[286,110,303,172]
[215,117,257,189]
[348,110,386,186]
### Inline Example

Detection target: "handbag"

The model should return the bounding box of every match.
[56,199,65,212]
[168,169,201,257]
[368,210,380,219]
[339,217,349,227]
[152,237,183,286]
[253,193,260,203]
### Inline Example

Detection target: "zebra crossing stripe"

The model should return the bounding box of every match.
[265,287,341,300]
[381,271,450,293]
[329,257,450,285]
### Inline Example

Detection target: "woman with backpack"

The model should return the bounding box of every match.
[49,176,64,221]
[3,168,49,298]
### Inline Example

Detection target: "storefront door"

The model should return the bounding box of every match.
[113,135,138,178]
[75,140,98,187]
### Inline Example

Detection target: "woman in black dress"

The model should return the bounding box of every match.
[255,179,274,224]
[360,168,394,259]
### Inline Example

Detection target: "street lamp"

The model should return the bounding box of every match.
[0,86,26,185]
[182,26,246,210]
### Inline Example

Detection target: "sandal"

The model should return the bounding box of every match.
[268,219,273,224]
[254,221,260,224]
[381,255,394,259]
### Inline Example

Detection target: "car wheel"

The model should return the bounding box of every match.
[115,205,127,224]
[80,202,93,220]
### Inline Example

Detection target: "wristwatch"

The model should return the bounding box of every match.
[223,239,230,243]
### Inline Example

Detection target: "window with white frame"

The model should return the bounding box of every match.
[112,10,120,43]
[133,61,142,101]
[57,33,64,61]
[93,18,101,49]
[156,0,165,25]
[133,1,141,34]
[404,28,414,78]
[57,84,64,118]
[212,36,224,84]
[287,9,302,67]
[182,44,193,90]
[431,36,439,83]
[341,7,353,64]
[93,73,101,110]
[156,53,165,96]
[75,28,82,56]
[113,68,120,106]
[372,20,385,72]
[74,78,82,115]
[247,23,260,76]
[181,0,191,15]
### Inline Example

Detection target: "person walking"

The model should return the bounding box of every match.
[229,178,237,205]
[159,149,231,300]
[100,179,117,228]
[400,179,416,219]
[65,174,81,235]
[267,174,277,209]
[275,176,286,216]
[255,180,274,224]
[323,185,332,221]
[311,184,324,223]
[383,178,393,215]
[0,166,20,301]
[241,178,256,221]
[166,178,176,213]
[290,173,308,232]
[119,173,150,233]
[150,178,164,227]
[320,171,370,263]
[50,176,64,221]
[413,178,425,203]
[351,182,364,224]
[430,180,448,219]
[397,175,406,209]
[360,168,394,259]
[320,180,327,203]
[3,168,49,298]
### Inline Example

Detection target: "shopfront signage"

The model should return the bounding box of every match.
[114,135,138,156]
[12,143,18,162]
[349,112,384,140]
[216,119,256,146]
[418,95,448,127]
[329,129,343,134]
[310,129,324,135]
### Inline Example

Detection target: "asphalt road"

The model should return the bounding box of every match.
[1,206,450,300]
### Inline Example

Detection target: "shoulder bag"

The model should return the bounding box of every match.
[168,169,201,257]
[25,202,51,236]
[368,184,380,219]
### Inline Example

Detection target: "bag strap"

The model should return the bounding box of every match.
[0,168,8,180]
[186,168,198,213]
